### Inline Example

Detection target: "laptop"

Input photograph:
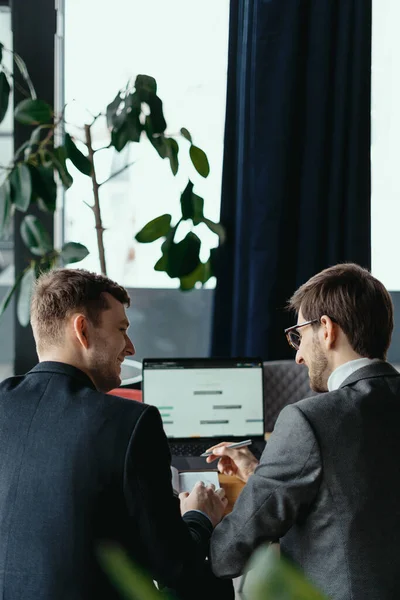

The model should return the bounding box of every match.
[142,357,265,469]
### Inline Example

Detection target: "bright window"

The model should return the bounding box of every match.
[371,0,400,289]
[64,0,229,288]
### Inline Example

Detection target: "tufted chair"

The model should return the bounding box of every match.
[263,360,317,433]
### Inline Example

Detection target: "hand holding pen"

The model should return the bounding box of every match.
[200,439,252,457]
[202,439,259,483]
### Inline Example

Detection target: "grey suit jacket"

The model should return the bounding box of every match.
[0,362,233,600]
[210,362,400,600]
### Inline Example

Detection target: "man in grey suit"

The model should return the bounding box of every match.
[0,268,233,600]
[207,263,400,600]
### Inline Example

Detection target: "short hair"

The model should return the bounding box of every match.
[288,263,393,360]
[31,268,130,350]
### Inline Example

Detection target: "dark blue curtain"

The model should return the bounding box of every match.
[211,0,372,360]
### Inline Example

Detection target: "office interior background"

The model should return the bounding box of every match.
[0,0,398,381]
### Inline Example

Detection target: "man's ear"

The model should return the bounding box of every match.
[319,315,337,349]
[72,314,90,349]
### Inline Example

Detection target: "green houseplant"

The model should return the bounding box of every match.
[0,43,225,325]
[98,541,329,599]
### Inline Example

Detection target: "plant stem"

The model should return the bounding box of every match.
[99,160,135,187]
[84,123,107,276]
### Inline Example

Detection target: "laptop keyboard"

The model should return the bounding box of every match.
[169,442,212,457]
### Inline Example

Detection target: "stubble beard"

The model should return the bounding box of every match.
[90,349,121,393]
[308,335,329,393]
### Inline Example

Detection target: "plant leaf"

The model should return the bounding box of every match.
[15,99,52,125]
[202,218,226,243]
[111,121,130,153]
[0,43,3,64]
[20,214,53,256]
[135,214,172,243]
[0,179,12,239]
[189,145,210,178]
[106,92,122,129]
[145,94,166,134]
[125,109,142,143]
[154,253,168,272]
[97,542,171,600]
[166,232,201,278]
[51,146,74,189]
[135,74,157,97]
[180,127,192,143]
[166,138,179,175]
[10,163,32,211]
[17,266,35,327]
[0,71,10,124]
[180,181,204,224]
[13,51,36,99]
[60,242,89,264]
[0,266,27,319]
[29,165,57,212]
[244,543,328,600]
[179,262,205,291]
[64,133,92,176]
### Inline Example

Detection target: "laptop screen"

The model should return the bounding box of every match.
[142,358,264,439]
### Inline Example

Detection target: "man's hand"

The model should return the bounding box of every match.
[205,441,259,483]
[179,482,228,527]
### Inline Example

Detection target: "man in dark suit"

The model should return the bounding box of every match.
[0,268,233,600]
[207,263,400,600]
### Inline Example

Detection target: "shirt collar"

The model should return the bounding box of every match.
[327,358,383,391]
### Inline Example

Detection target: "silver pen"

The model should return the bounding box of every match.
[200,439,252,457]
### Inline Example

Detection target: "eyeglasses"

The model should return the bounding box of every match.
[284,319,319,351]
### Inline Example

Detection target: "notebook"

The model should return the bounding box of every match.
[142,357,265,469]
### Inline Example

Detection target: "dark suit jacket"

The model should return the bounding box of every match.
[0,362,232,600]
[210,362,400,600]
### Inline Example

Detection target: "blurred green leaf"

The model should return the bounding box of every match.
[0,71,10,124]
[29,165,57,212]
[179,261,204,290]
[20,214,52,256]
[180,181,204,224]
[0,43,3,63]
[146,94,166,134]
[202,218,226,243]
[97,542,171,600]
[166,138,179,175]
[154,253,168,272]
[135,74,157,97]
[243,544,328,600]
[15,99,52,125]
[17,266,35,327]
[125,110,142,143]
[106,92,122,129]
[111,121,130,153]
[60,242,89,264]
[189,145,210,178]
[0,266,27,319]
[0,179,12,239]
[51,146,74,189]
[146,127,168,159]
[10,163,32,211]
[28,124,46,147]
[13,51,36,99]
[135,214,172,243]
[180,127,192,143]
[65,133,92,176]
[166,232,201,278]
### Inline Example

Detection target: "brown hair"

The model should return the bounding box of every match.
[31,268,130,349]
[288,263,393,360]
